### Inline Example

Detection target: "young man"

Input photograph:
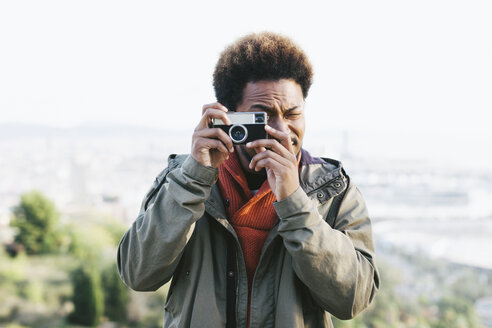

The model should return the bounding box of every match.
[118,32,379,328]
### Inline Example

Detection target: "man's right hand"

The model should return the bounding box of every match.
[191,103,234,168]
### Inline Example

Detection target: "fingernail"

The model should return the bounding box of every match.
[246,142,252,147]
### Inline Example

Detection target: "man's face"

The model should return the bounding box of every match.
[234,79,306,170]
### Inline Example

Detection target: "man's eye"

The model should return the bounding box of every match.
[285,112,301,119]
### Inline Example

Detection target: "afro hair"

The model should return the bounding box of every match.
[213,32,313,111]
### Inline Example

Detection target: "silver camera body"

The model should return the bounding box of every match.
[212,112,267,144]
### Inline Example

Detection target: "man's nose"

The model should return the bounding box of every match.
[268,116,290,134]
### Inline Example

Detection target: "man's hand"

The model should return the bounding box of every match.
[191,103,234,168]
[247,125,299,201]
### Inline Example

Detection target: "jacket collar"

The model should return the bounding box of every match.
[298,148,346,197]
[203,148,346,221]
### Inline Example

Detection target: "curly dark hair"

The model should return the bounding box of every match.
[213,32,313,111]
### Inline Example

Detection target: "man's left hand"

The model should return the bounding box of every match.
[246,125,299,201]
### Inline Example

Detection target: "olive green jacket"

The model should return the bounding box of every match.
[117,151,379,328]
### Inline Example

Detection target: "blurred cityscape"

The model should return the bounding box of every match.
[1,123,492,327]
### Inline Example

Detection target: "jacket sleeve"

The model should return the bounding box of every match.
[274,181,379,320]
[117,155,218,291]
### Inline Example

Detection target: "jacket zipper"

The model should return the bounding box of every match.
[220,219,243,328]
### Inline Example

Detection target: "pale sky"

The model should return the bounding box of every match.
[1,1,491,166]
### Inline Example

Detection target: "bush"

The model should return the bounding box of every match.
[66,222,115,262]
[68,266,104,326]
[102,262,130,322]
[433,296,481,328]
[10,191,61,255]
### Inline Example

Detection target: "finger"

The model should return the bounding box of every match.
[251,157,286,173]
[253,146,267,154]
[203,106,232,126]
[202,102,228,115]
[195,137,230,154]
[249,150,292,171]
[249,140,297,169]
[194,128,234,152]
[196,108,232,130]
[246,139,292,158]
[250,149,292,168]
[265,125,294,153]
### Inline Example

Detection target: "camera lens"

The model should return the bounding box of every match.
[229,124,248,143]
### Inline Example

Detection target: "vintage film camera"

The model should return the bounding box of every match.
[212,112,268,144]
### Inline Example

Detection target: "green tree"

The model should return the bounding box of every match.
[102,262,130,323]
[10,190,61,254]
[432,296,481,328]
[69,266,104,326]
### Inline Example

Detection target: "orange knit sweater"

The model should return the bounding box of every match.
[217,152,278,324]
[217,152,278,288]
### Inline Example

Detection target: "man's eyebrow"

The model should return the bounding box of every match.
[248,104,300,112]
[285,106,300,112]
[249,104,274,112]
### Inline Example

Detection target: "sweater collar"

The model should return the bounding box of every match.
[220,150,271,200]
